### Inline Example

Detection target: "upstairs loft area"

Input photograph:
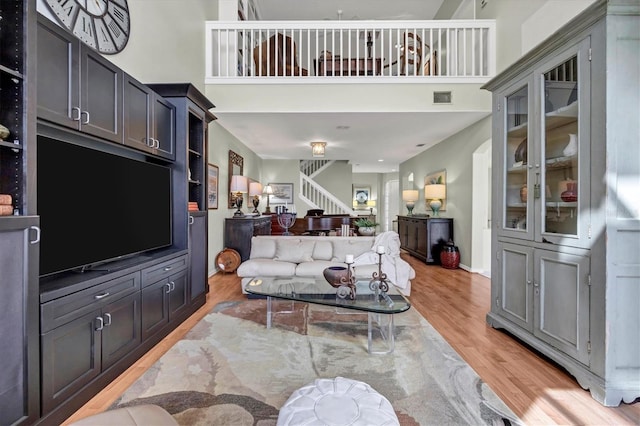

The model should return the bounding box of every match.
[205,20,496,83]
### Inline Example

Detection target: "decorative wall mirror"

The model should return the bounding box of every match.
[228,150,244,208]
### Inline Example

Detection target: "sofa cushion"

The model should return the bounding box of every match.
[311,240,333,261]
[331,239,374,262]
[274,240,315,263]
[295,260,345,277]
[236,258,297,277]
[249,237,277,259]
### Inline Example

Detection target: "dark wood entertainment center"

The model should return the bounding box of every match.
[0,6,216,424]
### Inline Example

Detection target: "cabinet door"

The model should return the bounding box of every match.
[0,217,39,425]
[537,39,591,248]
[140,278,170,341]
[168,271,189,319]
[79,48,123,143]
[101,292,141,369]
[41,310,102,414]
[152,94,176,160]
[495,75,534,241]
[189,213,208,301]
[398,218,409,248]
[123,74,153,153]
[416,220,428,259]
[534,249,590,365]
[494,242,534,332]
[36,16,80,129]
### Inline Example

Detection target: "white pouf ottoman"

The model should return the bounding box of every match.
[277,377,399,426]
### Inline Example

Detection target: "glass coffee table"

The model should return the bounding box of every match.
[245,276,411,354]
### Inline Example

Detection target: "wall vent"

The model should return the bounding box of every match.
[434,91,452,104]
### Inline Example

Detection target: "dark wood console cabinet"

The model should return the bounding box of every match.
[397,216,453,264]
[225,216,271,262]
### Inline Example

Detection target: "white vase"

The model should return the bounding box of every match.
[563,133,578,157]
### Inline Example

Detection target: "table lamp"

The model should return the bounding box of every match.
[262,184,274,214]
[249,181,263,214]
[425,184,446,217]
[230,175,248,217]
[402,190,419,216]
[367,199,376,215]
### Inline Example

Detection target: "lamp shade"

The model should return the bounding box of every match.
[262,184,274,195]
[425,184,446,200]
[402,189,419,201]
[230,175,248,193]
[249,181,263,196]
[367,200,376,207]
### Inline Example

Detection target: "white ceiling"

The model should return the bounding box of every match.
[213,0,488,174]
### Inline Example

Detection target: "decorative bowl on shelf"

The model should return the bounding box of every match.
[323,266,349,287]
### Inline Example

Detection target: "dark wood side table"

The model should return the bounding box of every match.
[397,216,453,264]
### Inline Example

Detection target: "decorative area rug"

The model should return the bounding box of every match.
[113,300,523,425]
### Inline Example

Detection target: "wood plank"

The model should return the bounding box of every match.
[62,254,640,425]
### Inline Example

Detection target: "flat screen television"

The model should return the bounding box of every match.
[38,135,172,276]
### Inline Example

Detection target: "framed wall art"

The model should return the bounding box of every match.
[207,164,219,209]
[228,150,244,208]
[268,182,294,204]
[353,185,371,210]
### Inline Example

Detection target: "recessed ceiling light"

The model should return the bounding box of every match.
[378,159,384,162]
[416,143,425,147]
[336,125,350,130]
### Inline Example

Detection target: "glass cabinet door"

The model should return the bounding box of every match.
[538,39,590,248]
[501,81,533,239]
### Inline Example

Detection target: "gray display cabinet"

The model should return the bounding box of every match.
[482,0,639,406]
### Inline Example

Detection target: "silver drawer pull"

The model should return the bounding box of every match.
[94,292,110,300]
[164,266,173,271]
[104,313,112,326]
[165,282,171,293]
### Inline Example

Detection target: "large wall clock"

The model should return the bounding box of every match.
[44,0,131,54]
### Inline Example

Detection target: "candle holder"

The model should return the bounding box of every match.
[370,253,391,304]
[336,261,357,300]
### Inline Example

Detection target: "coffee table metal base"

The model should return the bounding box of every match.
[266,296,395,354]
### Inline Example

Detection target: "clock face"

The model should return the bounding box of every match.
[44,0,131,54]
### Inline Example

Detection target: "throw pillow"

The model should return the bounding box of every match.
[274,240,315,263]
[332,240,373,262]
[249,237,277,259]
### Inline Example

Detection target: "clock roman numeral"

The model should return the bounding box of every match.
[57,0,75,16]
[108,20,121,38]
[112,7,125,24]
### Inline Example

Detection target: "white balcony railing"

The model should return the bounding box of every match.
[205,20,496,84]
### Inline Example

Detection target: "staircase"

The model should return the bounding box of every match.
[299,160,354,215]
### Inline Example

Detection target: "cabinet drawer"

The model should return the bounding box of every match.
[141,255,188,287]
[41,272,140,333]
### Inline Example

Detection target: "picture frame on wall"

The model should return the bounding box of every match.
[353,185,371,210]
[207,164,219,209]
[268,182,294,204]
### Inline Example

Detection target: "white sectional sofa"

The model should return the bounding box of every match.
[236,232,415,296]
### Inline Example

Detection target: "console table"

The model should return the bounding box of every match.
[397,216,453,264]
[314,57,382,76]
[224,216,271,262]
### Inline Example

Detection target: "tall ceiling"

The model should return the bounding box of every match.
[211,0,490,173]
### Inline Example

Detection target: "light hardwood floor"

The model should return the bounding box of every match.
[63,253,639,425]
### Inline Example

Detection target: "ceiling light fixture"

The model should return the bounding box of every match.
[311,141,326,157]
